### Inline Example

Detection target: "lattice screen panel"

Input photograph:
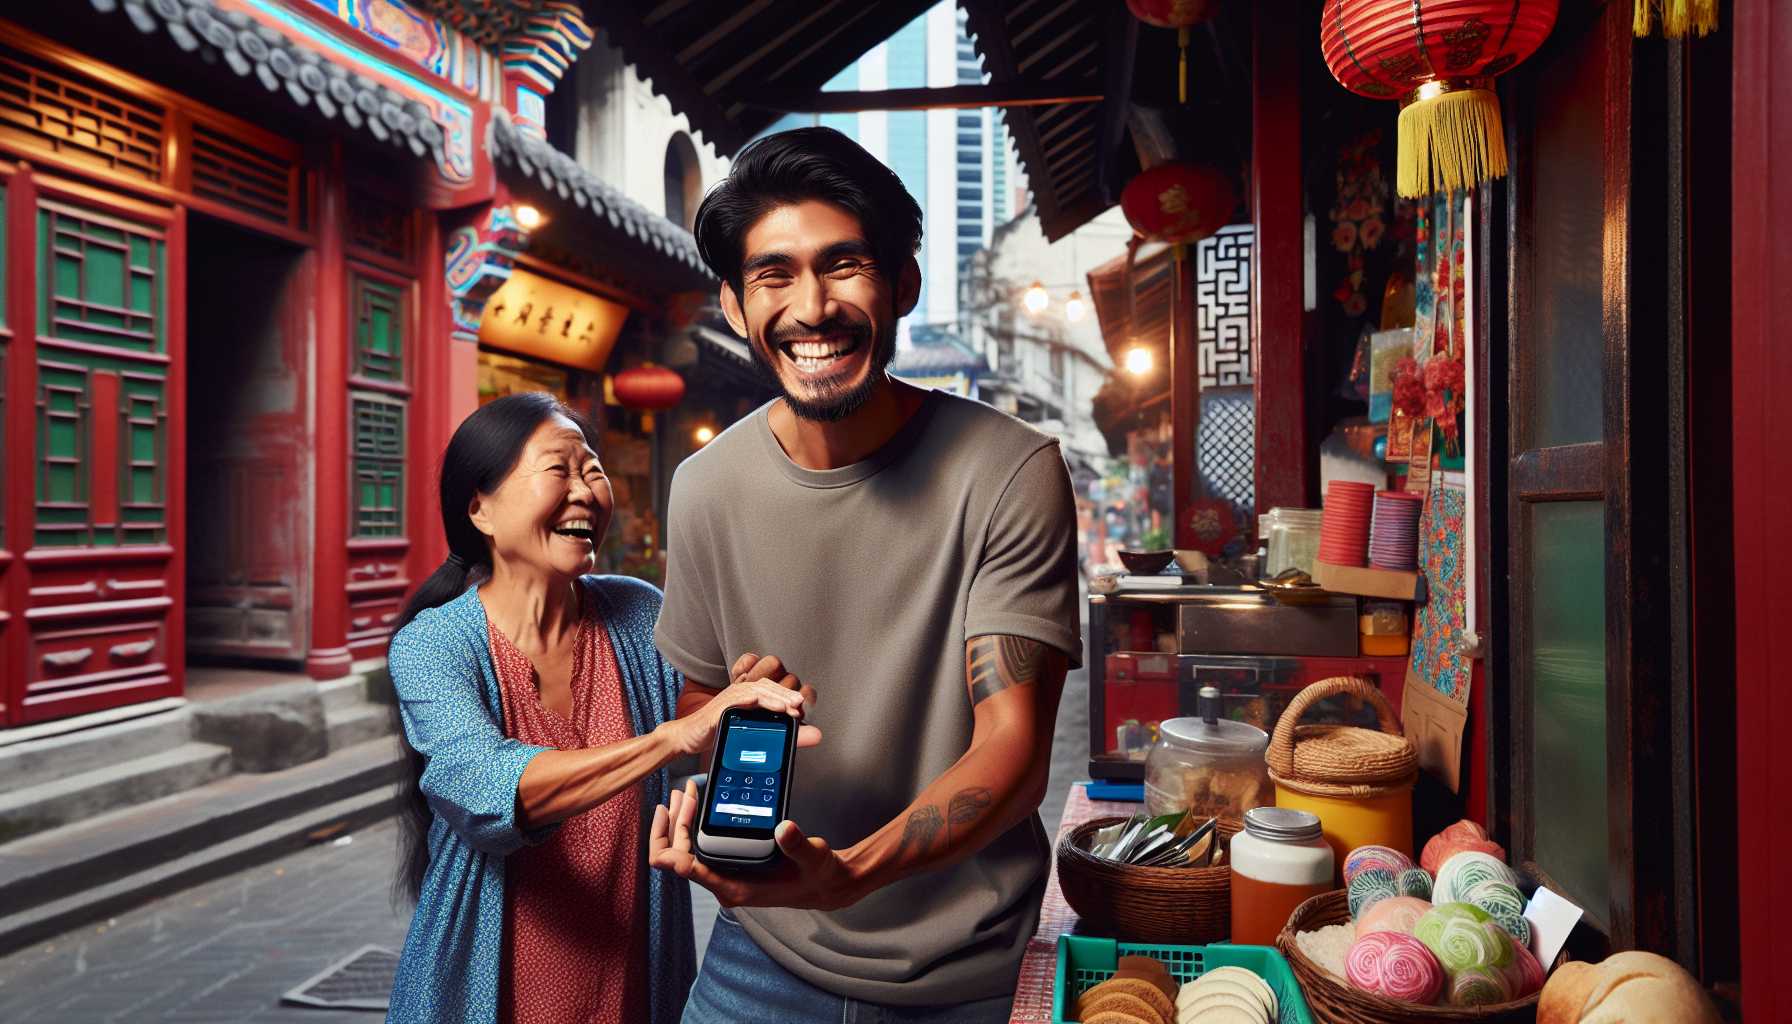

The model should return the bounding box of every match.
[0,42,164,182]
[351,393,405,538]
[1196,224,1255,388]
[1198,385,1255,518]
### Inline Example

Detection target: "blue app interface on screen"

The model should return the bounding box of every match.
[709,719,786,830]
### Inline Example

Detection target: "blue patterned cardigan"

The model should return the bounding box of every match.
[384,575,695,1024]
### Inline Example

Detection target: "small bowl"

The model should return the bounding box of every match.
[1117,549,1175,575]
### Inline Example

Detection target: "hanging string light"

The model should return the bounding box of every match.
[1065,290,1088,323]
[1124,346,1155,376]
[1023,280,1050,315]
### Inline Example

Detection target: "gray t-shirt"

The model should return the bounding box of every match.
[654,389,1082,1005]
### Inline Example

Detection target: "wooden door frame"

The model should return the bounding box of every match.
[1730,0,1791,1017]
[1497,0,1681,954]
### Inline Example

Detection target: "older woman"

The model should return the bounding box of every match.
[384,392,813,1024]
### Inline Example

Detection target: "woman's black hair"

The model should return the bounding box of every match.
[691,126,924,293]
[389,391,599,902]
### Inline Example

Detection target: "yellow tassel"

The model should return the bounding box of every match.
[1634,0,1720,37]
[1396,87,1507,199]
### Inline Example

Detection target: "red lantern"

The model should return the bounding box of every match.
[612,364,684,410]
[1183,497,1237,558]
[1321,0,1558,197]
[1125,0,1221,103]
[1121,162,1236,246]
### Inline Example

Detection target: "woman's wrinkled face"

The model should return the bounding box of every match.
[469,415,612,580]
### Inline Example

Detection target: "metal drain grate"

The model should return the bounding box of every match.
[281,945,399,1011]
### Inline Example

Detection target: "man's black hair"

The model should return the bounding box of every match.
[693,127,924,293]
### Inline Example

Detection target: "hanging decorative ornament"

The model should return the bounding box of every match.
[1124,0,1222,103]
[1321,0,1559,198]
[1120,162,1237,245]
[612,363,685,410]
[1633,0,1717,37]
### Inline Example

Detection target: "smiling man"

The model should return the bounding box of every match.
[648,128,1082,1022]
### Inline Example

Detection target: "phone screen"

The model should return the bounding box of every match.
[702,712,792,837]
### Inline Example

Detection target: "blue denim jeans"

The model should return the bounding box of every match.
[681,909,1016,1024]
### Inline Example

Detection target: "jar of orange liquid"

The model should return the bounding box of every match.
[1229,807,1334,947]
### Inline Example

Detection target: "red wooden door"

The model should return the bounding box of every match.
[12,173,184,724]
[183,216,310,663]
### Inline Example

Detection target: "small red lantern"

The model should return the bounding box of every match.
[1183,497,1238,557]
[1121,162,1237,246]
[1321,0,1558,197]
[612,364,684,410]
[1125,0,1221,103]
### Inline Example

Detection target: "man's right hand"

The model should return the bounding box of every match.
[658,652,822,757]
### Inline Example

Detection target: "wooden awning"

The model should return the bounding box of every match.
[578,0,1137,241]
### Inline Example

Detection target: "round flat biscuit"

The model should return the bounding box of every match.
[1078,990,1166,1024]
[1183,991,1266,1019]
[1178,1006,1265,1024]
[1084,1011,1154,1024]
[1177,978,1268,1019]
[1082,977,1174,1023]
[1194,967,1278,1017]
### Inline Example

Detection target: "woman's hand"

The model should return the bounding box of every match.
[657,653,821,757]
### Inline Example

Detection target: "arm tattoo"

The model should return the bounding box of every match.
[894,804,944,860]
[967,635,1045,704]
[946,787,993,841]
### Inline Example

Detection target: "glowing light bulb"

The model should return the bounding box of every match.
[1124,346,1154,376]
[1022,281,1049,315]
[693,425,715,445]
[1065,290,1087,323]
[514,204,543,230]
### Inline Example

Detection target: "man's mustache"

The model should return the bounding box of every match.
[765,319,872,346]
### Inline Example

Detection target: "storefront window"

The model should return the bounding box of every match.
[479,349,569,405]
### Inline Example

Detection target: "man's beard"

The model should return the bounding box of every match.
[751,316,898,423]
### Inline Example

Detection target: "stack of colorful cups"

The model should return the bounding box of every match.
[1319,481,1375,566]
[1369,490,1425,571]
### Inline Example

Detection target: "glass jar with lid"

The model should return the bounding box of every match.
[1261,507,1324,577]
[1143,687,1272,821]
[1229,806,1335,945]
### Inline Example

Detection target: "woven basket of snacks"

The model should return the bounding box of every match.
[1276,889,1554,1024]
[1057,815,1240,945]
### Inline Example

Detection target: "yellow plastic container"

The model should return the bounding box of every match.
[1264,677,1418,883]
[1272,781,1414,870]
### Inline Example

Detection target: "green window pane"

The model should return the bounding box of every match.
[1528,500,1608,917]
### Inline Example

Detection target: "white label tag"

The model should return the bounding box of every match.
[1524,886,1584,968]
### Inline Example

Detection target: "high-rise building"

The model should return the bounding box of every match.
[756,1,1023,330]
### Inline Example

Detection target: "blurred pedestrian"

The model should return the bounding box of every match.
[382,392,810,1024]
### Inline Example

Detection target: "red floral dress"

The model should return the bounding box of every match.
[489,595,646,1024]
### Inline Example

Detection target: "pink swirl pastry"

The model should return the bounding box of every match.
[1502,936,1547,998]
[1422,819,1507,874]
[1356,896,1433,937]
[1345,931,1446,1004]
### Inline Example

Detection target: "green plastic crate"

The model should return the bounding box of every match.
[1051,934,1315,1024]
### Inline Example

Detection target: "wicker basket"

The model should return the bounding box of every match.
[1056,816,1239,944]
[1267,677,1418,797]
[1276,889,1549,1024]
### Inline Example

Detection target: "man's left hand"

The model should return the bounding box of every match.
[648,780,867,911]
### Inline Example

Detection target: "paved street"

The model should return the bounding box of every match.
[0,607,1093,1020]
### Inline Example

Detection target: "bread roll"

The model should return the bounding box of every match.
[1537,951,1721,1024]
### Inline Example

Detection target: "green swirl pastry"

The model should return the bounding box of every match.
[1414,902,1512,972]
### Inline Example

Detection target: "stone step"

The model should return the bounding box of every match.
[0,737,405,955]
[0,741,233,844]
[0,706,195,790]
[326,702,397,753]
[317,675,370,714]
